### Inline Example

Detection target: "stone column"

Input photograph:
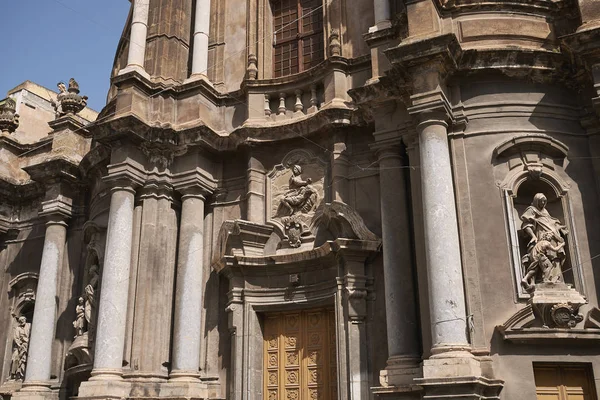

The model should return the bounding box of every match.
[416,112,470,354]
[374,0,391,26]
[171,190,206,380]
[191,0,212,76]
[20,215,67,392]
[369,0,392,32]
[375,144,421,386]
[124,0,150,72]
[89,183,136,380]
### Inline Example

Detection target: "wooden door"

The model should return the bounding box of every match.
[264,309,336,400]
[535,364,598,400]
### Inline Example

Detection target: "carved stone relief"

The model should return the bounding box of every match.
[268,150,326,250]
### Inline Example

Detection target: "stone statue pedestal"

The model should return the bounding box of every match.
[530,283,586,328]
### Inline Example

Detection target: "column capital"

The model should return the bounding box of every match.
[39,196,72,221]
[104,161,146,189]
[172,168,217,197]
[408,89,453,129]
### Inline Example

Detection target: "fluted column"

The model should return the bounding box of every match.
[124,0,150,72]
[21,215,68,391]
[171,189,206,380]
[375,144,421,386]
[417,112,470,354]
[90,182,136,380]
[191,0,212,76]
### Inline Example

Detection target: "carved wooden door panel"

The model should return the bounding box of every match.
[264,309,336,400]
[534,364,597,400]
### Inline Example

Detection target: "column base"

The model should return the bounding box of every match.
[183,74,213,86]
[118,65,151,80]
[159,380,208,399]
[414,376,504,400]
[423,350,481,379]
[379,356,422,386]
[417,350,504,399]
[12,384,57,400]
[368,20,393,33]
[78,378,132,399]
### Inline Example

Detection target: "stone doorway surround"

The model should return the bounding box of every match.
[212,203,381,400]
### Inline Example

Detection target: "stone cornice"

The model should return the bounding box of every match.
[23,157,81,183]
[91,107,362,154]
[431,0,566,15]
[385,33,462,73]
[47,114,91,138]
[0,133,53,156]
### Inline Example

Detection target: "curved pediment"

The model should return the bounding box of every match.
[211,202,380,272]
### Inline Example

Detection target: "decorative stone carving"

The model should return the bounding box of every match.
[530,283,586,328]
[268,152,325,251]
[520,193,569,292]
[51,78,88,118]
[9,315,30,381]
[0,97,19,133]
[276,165,318,218]
[329,29,341,57]
[83,263,99,333]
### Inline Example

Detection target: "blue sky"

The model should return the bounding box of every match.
[0,0,131,111]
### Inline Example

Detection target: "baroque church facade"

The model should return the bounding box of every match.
[1,0,600,399]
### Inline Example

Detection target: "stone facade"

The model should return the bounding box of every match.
[2,0,600,399]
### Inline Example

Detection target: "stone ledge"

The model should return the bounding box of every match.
[498,327,600,344]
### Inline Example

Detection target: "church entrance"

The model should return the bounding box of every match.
[263,309,337,400]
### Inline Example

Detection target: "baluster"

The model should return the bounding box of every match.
[294,90,304,116]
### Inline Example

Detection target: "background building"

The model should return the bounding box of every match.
[1,0,600,399]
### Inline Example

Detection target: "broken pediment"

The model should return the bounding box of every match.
[211,201,379,272]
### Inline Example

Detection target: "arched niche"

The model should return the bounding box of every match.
[496,134,583,300]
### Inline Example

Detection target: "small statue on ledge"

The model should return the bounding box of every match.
[520,193,569,292]
[84,263,99,331]
[51,78,88,118]
[73,297,86,338]
[9,315,30,381]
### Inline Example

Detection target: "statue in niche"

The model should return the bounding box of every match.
[277,165,318,217]
[9,315,30,381]
[73,297,86,338]
[83,263,99,330]
[520,193,569,291]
